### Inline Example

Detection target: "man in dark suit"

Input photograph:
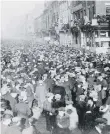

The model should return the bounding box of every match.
[88,118,107,134]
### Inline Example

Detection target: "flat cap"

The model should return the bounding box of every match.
[95,118,107,124]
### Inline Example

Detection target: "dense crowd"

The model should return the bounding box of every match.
[1,40,110,134]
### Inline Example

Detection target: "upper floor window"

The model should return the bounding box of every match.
[83,9,86,16]
[92,5,95,19]
[80,10,83,18]
[77,11,80,19]
[88,7,91,20]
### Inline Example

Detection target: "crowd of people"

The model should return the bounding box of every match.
[1,39,110,134]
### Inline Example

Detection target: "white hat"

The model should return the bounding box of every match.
[58,111,65,117]
[11,93,18,98]
[103,87,107,90]
[104,67,109,71]
[55,94,61,100]
[79,95,86,101]
[18,95,24,100]
[12,117,21,123]
[69,73,75,77]
[65,104,74,112]
[90,91,98,101]
[99,105,109,113]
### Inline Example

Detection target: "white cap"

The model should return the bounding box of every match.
[55,94,61,100]
[12,117,21,123]
[11,93,18,98]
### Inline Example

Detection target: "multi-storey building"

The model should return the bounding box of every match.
[70,0,110,51]
[42,1,59,37]
[58,0,72,46]
[34,14,43,37]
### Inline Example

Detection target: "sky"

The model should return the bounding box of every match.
[1,1,44,39]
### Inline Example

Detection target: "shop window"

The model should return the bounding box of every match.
[95,31,98,37]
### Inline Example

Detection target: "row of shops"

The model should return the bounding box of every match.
[46,15,110,54]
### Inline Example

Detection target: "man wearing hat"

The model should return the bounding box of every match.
[88,118,107,134]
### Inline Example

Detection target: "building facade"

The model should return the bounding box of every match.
[70,0,110,51]
[58,0,72,46]
[34,14,43,37]
[34,0,110,49]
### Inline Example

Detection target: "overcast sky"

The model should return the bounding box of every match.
[1,1,44,39]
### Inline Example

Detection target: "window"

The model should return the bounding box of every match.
[83,9,86,16]
[88,7,91,20]
[96,42,99,47]
[75,32,78,44]
[92,5,95,19]
[80,10,83,18]
[77,11,80,19]
[74,12,77,20]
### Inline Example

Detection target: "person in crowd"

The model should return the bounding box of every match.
[1,40,110,134]
[65,102,79,131]
[43,92,55,131]
[52,109,71,134]
[14,95,32,120]
[1,85,17,113]
[88,118,107,134]
[31,99,42,120]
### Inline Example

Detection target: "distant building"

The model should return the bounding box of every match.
[25,14,35,39]
[34,14,43,37]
